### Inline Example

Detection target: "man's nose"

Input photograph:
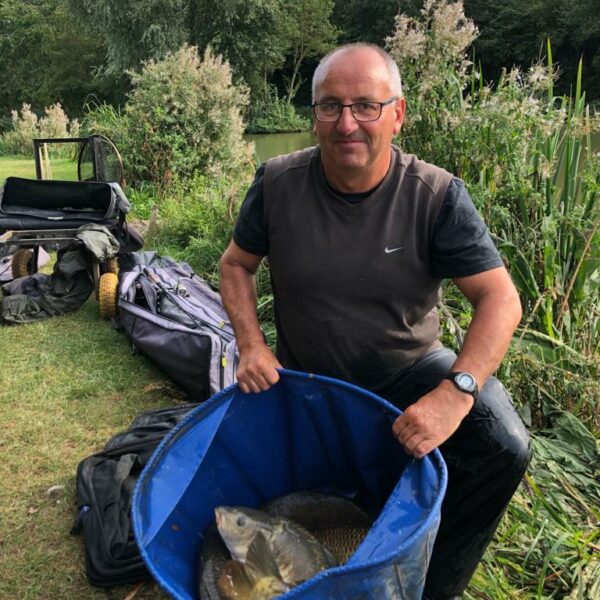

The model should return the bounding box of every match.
[335,105,359,134]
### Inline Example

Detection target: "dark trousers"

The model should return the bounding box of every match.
[374,348,531,599]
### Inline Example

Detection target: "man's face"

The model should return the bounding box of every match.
[313,48,405,182]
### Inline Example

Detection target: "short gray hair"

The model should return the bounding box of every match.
[312,43,403,102]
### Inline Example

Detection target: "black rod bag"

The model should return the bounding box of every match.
[72,403,196,587]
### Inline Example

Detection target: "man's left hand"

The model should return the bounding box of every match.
[391,379,474,458]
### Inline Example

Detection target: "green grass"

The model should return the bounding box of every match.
[0,156,80,181]
[0,298,182,599]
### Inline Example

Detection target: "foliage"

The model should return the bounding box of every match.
[191,0,290,97]
[0,0,116,121]
[464,0,600,103]
[69,0,340,105]
[470,413,600,599]
[68,0,189,77]
[246,87,311,134]
[145,165,251,285]
[281,0,339,103]
[332,0,418,46]
[0,103,80,157]
[84,46,253,188]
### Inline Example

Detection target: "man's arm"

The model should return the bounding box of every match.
[219,240,282,393]
[392,266,522,458]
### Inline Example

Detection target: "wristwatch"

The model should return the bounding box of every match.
[445,371,479,401]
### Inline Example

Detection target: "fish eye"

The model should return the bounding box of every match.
[236,516,246,528]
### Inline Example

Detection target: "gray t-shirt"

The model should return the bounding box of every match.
[234,165,502,279]
[233,150,503,387]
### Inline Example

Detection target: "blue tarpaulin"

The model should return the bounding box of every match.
[132,370,447,600]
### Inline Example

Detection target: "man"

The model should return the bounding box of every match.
[219,43,530,599]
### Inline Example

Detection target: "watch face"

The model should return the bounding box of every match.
[455,372,477,392]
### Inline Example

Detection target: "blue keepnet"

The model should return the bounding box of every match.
[132,370,447,600]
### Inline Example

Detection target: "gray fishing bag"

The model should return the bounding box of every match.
[117,252,237,401]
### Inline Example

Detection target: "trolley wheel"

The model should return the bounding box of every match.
[12,249,34,279]
[104,257,119,274]
[98,272,119,320]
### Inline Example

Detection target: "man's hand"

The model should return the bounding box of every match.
[237,342,282,394]
[391,379,474,458]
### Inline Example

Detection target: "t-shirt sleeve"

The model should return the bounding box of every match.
[233,163,269,256]
[430,178,504,279]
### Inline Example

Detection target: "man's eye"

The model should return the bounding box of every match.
[354,102,377,113]
[320,103,340,112]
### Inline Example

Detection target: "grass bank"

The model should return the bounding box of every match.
[0,156,79,181]
[0,299,181,600]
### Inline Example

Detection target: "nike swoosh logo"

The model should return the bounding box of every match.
[384,246,403,254]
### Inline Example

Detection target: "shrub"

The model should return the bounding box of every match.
[117,45,254,188]
[149,167,253,280]
[387,0,600,428]
[0,103,80,157]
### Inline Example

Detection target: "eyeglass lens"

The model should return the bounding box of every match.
[315,102,382,122]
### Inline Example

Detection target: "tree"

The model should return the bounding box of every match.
[191,0,290,98]
[281,0,338,103]
[464,0,600,99]
[0,0,112,123]
[332,0,416,46]
[68,0,190,75]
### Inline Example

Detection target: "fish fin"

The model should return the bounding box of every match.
[249,577,290,600]
[217,560,253,599]
[244,531,282,583]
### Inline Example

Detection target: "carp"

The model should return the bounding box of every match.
[214,506,337,598]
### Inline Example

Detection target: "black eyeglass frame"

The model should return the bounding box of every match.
[311,97,399,122]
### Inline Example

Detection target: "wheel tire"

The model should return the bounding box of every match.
[11,249,34,279]
[98,272,119,320]
[104,257,119,274]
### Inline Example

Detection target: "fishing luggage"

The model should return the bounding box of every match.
[72,403,196,587]
[117,252,238,401]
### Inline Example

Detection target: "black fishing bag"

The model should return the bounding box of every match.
[117,252,238,401]
[72,403,196,587]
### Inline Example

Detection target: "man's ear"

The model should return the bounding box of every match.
[393,97,406,135]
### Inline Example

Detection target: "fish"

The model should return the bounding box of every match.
[198,492,375,600]
[215,505,337,594]
[312,526,370,564]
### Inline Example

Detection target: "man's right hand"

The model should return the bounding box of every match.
[236,342,282,394]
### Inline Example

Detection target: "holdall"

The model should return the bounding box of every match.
[117,252,238,401]
[71,403,197,588]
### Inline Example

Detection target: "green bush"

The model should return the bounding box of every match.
[246,87,311,134]
[149,167,251,272]
[126,46,254,188]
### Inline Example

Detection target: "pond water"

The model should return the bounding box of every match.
[245,131,315,163]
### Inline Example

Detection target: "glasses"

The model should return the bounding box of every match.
[312,97,398,122]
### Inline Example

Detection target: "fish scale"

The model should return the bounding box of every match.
[312,526,370,564]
